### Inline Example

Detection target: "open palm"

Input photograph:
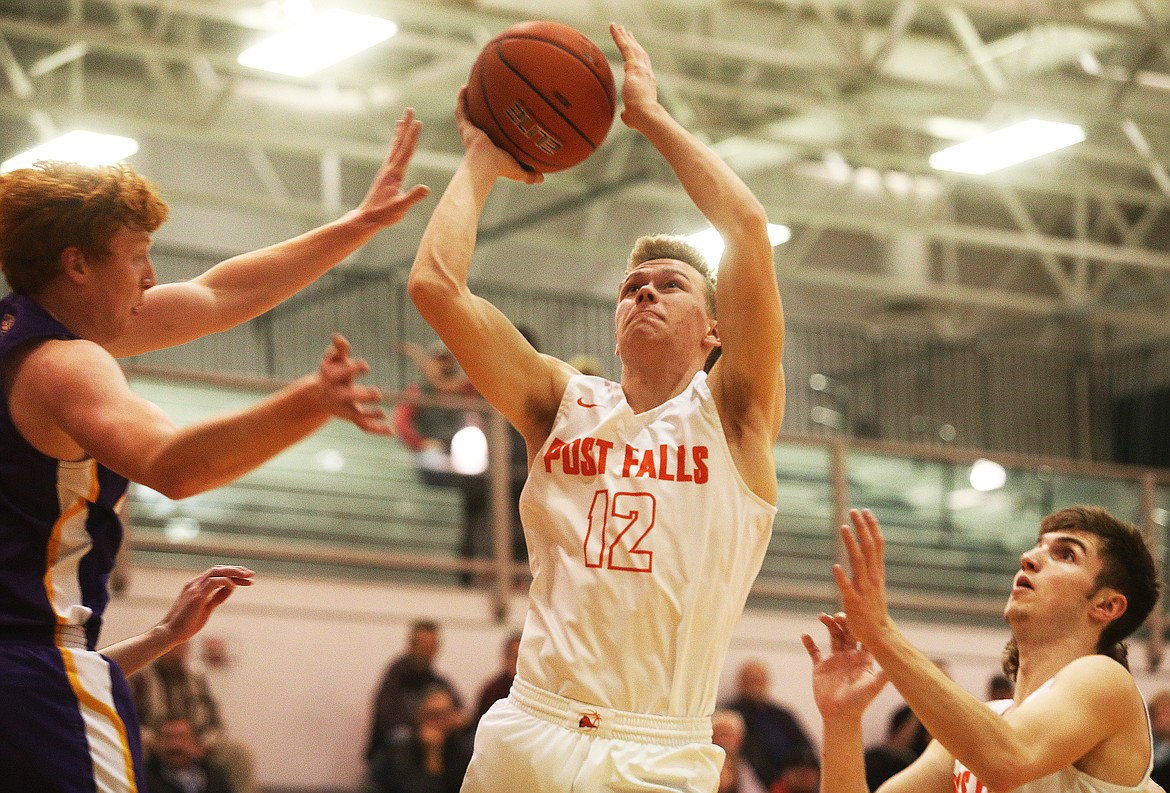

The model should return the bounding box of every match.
[802,612,888,721]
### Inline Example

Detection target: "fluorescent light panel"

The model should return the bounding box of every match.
[685,223,790,272]
[1,130,139,173]
[238,9,398,77]
[930,119,1084,175]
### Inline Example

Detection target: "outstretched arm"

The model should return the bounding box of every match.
[14,334,389,500]
[101,565,254,676]
[611,24,784,497]
[834,509,1144,792]
[802,613,891,793]
[108,110,431,358]
[407,91,571,448]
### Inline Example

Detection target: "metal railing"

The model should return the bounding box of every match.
[123,366,1170,666]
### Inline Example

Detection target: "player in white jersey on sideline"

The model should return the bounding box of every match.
[803,506,1164,793]
[408,23,785,793]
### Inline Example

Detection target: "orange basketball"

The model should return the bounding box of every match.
[465,21,617,174]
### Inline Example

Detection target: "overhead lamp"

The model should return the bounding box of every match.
[969,458,1007,492]
[929,119,1084,175]
[1,131,139,173]
[451,426,488,476]
[684,223,791,273]
[238,9,398,77]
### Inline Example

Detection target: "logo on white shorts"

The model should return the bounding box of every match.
[577,710,601,731]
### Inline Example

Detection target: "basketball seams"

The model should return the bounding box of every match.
[465,21,617,173]
[491,43,606,151]
[492,33,616,108]
[470,49,552,171]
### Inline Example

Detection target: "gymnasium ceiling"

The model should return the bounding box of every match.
[1,0,1169,353]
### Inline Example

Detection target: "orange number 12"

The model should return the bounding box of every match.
[583,490,656,572]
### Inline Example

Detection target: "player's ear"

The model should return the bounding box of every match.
[706,319,720,348]
[59,246,88,283]
[1090,588,1127,624]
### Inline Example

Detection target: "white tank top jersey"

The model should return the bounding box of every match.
[953,678,1166,793]
[516,371,777,719]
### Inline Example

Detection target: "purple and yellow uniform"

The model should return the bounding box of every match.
[0,292,145,792]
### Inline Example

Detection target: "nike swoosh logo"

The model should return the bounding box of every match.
[577,397,600,409]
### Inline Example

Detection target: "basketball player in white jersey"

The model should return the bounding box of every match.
[408,23,784,793]
[803,507,1163,793]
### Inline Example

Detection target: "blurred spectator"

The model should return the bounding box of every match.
[394,338,530,586]
[472,631,522,726]
[862,704,920,790]
[393,340,479,483]
[131,641,255,793]
[712,709,768,793]
[986,673,1014,701]
[769,748,819,793]
[144,716,236,793]
[363,684,473,793]
[725,660,815,788]
[886,658,948,759]
[1150,689,1170,789]
[366,620,466,762]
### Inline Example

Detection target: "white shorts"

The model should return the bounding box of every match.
[461,677,724,793]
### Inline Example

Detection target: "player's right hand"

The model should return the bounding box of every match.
[456,87,544,185]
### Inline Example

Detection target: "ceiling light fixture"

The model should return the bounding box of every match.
[929,119,1084,175]
[1,131,139,173]
[238,9,398,77]
[684,223,791,273]
[969,458,1007,492]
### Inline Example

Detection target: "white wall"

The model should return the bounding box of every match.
[102,565,1168,792]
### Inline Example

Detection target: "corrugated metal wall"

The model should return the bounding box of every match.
[129,254,1167,464]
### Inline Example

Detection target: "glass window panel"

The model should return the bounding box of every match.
[1050,475,1144,526]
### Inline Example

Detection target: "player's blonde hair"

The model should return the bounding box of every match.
[625,234,716,317]
[0,161,168,295]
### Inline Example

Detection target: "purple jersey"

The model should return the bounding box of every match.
[0,292,144,792]
[0,292,129,650]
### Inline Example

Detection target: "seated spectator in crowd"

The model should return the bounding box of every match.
[145,716,236,793]
[885,658,949,760]
[712,709,768,793]
[131,641,255,793]
[472,631,521,727]
[863,703,922,790]
[1150,689,1170,789]
[769,748,820,793]
[363,684,473,793]
[725,659,815,788]
[366,620,466,762]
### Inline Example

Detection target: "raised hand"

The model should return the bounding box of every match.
[833,508,895,648]
[802,611,888,721]
[355,107,432,226]
[455,87,544,185]
[610,23,659,130]
[316,333,393,435]
[153,565,255,648]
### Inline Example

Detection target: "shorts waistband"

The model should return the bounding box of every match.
[55,624,88,649]
[0,624,88,649]
[508,676,712,747]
